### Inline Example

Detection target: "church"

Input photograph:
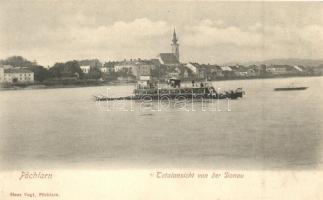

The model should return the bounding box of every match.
[157,29,180,66]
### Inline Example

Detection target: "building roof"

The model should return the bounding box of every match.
[267,65,290,69]
[4,68,33,73]
[188,62,223,71]
[80,65,91,68]
[220,66,232,71]
[293,65,303,72]
[0,65,14,69]
[116,60,155,66]
[188,62,200,67]
[149,59,161,66]
[235,67,249,72]
[188,62,209,68]
[158,53,179,65]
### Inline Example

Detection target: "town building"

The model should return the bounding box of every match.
[246,68,257,77]
[209,65,224,78]
[100,67,108,73]
[265,65,303,76]
[185,63,224,80]
[185,63,205,78]
[99,67,114,74]
[0,65,34,83]
[114,59,155,79]
[0,67,4,83]
[247,65,265,77]
[290,65,305,75]
[311,65,323,75]
[266,65,288,75]
[220,66,232,72]
[220,66,234,78]
[185,62,198,74]
[233,68,248,77]
[80,65,91,74]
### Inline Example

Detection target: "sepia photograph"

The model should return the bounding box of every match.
[0,0,323,199]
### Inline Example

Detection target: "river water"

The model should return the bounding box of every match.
[0,77,322,170]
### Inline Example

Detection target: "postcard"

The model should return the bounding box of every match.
[0,1,322,199]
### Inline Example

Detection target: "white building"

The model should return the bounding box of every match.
[266,66,288,75]
[185,63,198,74]
[0,67,4,82]
[100,67,109,73]
[80,65,91,74]
[0,66,34,83]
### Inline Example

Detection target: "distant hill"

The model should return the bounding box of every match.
[224,58,323,67]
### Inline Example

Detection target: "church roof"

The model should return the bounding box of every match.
[158,53,179,65]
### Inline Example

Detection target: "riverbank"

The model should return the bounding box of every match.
[0,74,322,91]
[0,79,136,91]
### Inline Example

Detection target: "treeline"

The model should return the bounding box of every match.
[0,56,109,82]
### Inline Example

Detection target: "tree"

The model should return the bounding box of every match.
[65,60,83,78]
[103,61,117,68]
[29,65,50,82]
[49,63,64,78]
[0,56,34,67]
[49,60,83,79]
[86,67,102,79]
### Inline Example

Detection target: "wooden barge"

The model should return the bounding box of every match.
[94,78,245,101]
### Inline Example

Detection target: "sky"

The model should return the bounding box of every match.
[1,1,323,66]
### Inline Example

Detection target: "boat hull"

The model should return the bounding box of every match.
[94,92,244,101]
[274,87,307,91]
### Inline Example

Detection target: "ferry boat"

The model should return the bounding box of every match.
[95,78,245,101]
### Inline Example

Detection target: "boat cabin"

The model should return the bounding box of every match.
[168,78,181,88]
[134,78,218,97]
[136,76,158,89]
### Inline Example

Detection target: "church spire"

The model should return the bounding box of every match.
[171,28,179,61]
[172,28,178,44]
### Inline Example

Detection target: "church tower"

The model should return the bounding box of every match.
[171,29,179,61]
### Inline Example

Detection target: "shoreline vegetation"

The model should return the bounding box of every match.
[1,74,322,91]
